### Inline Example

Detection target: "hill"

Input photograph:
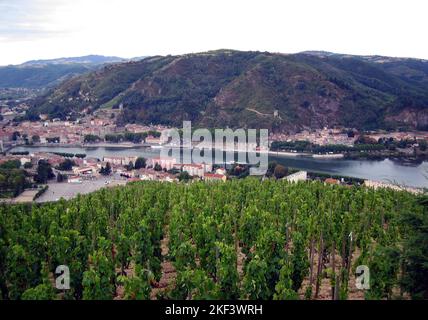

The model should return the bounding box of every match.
[27,50,428,131]
[20,55,126,66]
[0,55,138,89]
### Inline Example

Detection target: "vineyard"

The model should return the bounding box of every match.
[0,179,426,300]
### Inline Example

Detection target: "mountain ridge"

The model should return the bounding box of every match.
[0,55,148,89]
[20,55,127,66]
[27,50,428,131]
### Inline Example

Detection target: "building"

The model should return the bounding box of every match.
[149,157,176,170]
[325,178,340,185]
[103,156,137,166]
[73,165,98,176]
[20,157,32,166]
[204,173,227,182]
[145,136,161,145]
[215,168,227,175]
[284,171,307,183]
[180,163,205,177]
[364,180,422,194]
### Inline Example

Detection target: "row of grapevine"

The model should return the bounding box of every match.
[0,178,425,300]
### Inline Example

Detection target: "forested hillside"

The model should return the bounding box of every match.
[0,55,127,89]
[1,179,426,300]
[27,50,428,131]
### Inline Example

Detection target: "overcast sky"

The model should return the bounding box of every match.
[0,0,427,65]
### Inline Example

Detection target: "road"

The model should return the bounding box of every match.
[36,176,127,203]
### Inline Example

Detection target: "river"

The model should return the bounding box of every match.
[11,145,428,188]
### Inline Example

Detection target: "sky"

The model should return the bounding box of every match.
[0,0,427,65]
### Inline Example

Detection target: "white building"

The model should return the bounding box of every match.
[284,171,307,183]
[149,157,176,170]
[181,164,205,177]
[20,157,31,166]
[216,168,227,175]
[364,180,422,194]
[73,165,98,176]
[103,156,137,166]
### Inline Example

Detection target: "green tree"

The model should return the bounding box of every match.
[178,171,192,182]
[34,160,55,184]
[0,160,21,170]
[100,162,112,176]
[24,162,33,169]
[274,165,288,179]
[57,159,75,171]
[84,134,101,143]
[31,135,41,144]
[12,131,20,141]
[134,157,147,169]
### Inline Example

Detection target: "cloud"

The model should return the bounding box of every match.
[0,0,73,41]
[0,0,427,65]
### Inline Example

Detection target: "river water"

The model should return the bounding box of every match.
[11,145,428,188]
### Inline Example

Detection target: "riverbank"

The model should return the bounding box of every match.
[9,144,428,188]
[25,142,151,149]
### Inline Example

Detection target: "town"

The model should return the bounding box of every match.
[0,106,427,204]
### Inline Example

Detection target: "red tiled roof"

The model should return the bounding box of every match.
[205,173,225,179]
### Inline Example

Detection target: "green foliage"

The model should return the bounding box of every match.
[34,160,55,184]
[118,265,152,300]
[56,173,67,183]
[100,162,112,176]
[0,63,92,88]
[178,171,192,182]
[134,157,147,169]
[418,140,427,151]
[23,162,33,169]
[28,51,428,130]
[172,267,217,300]
[290,232,309,292]
[242,255,270,299]
[0,178,425,301]
[84,134,101,143]
[0,160,21,170]
[215,242,239,299]
[82,238,115,300]
[5,244,40,299]
[31,135,41,143]
[274,165,288,179]
[274,257,299,300]
[57,159,75,171]
[365,245,400,300]
[399,196,428,299]
[271,140,385,154]
[46,137,60,143]
[21,264,56,300]
[0,168,30,197]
